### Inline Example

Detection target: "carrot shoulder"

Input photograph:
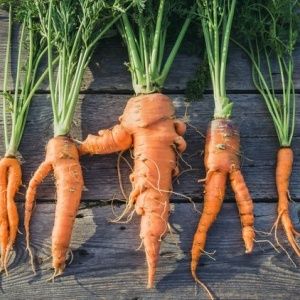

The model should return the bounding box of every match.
[191,119,255,283]
[80,93,186,287]
[25,136,84,275]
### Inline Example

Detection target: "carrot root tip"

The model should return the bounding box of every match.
[47,267,63,283]
[191,270,214,300]
[146,282,154,289]
[275,210,300,256]
[242,228,255,252]
[26,245,36,274]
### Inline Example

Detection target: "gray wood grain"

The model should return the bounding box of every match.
[0,7,299,300]
[1,94,300,201]
[4,203,300,300]
[0,10,299,93]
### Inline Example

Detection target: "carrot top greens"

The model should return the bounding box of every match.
[196,0,237,119]
[1,1,48,157]
[234,0,300,146]
[117,0,195,95]
[32,0,134,137]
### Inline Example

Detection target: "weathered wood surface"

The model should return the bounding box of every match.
[3,203,300,300]
[0,93,300,201]
[0,8,299,300]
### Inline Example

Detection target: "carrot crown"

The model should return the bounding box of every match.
[233,0,299,147]
[32,0,134,137]
[117,0,195,95]
[197,0,236,119]
[1,1,48,157]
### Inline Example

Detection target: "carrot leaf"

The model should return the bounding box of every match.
[117,0,196,95]
[196,0,237,119]
[1,1,48,157]
[234,0,299,147]
[32,0,135,137]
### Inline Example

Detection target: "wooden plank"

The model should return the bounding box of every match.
[0,10,299,93]
[1,94,300,201]
[4,203,300,299]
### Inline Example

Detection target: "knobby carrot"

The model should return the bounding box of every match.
[80,0,194,287]
[80,93,187,287]
[25,136,84,274]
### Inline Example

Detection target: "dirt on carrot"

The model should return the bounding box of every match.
[24,136,84,276]
[80,93,186,288]
[191,118,255,281]
[0,157,21,273]
[274,147,300,255]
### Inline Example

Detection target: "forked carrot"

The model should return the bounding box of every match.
[192,1,255,297]
[234,0,300,256]
[0,158,21,272]
[25,136,83,275]
[274,148,300,255]
[191,119,254,281]
[23,0,134,278]
[0,2,48,272]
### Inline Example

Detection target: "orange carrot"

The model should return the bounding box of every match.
[273,148,300,255]
[0,157,21,273]
[22,0,135,278]
[80,93,186,288]
[234,0,299,258]
[191,119,255,284]
[0,2,48,274]
[25,136,84,276]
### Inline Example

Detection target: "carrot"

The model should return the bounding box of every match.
[79,0,194,287]
[191,119,255,282]
[25,136,83,275]
[80,93,187,287]
[274,148,300,255]
[0,157,21,273]
[24,0,134,278]
[234,1,299,256]
[192,1,256,297]
[0,2,48,272]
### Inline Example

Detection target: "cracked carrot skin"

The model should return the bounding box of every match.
[25,136,84,274]
[80,93,187,288]
[275,147,300,255]
[191,118,255,278]
[0,157,21,271]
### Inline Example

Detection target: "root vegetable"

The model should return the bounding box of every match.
[0,1,48,272]
[234,0,300,256]
[24,0,133,277]
[78,0,194,287]
[80,93,187,287]
[192,1,255,297]
[191,119,254,281]
[25,136,83,275]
